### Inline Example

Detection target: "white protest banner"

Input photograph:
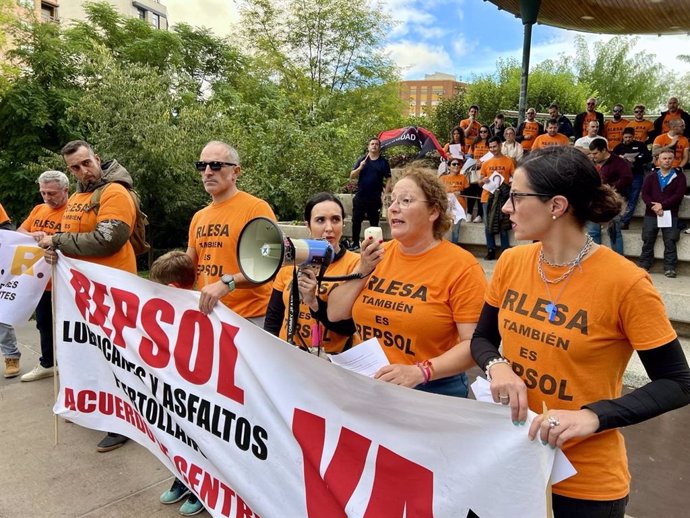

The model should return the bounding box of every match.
[53,254,556,518]
[0,229,50,325]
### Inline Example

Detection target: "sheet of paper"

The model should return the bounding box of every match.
[470,377,577,485]
[448,193,466,224]
[482,171,504,194]
[623,152,638,162]
[479,151,494,163]
[657,210,672,228]
[449,144,463,159]
[328,338,390,377]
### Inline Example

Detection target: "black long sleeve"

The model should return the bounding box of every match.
[263,289,284,336]
[584,339,690,432]
[310,298,357,338]
[470,303,503,370]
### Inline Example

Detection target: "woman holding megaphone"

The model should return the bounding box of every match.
[264,193,361,356]
[328,167,487,397]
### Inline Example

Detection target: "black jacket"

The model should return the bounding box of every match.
[653,109,690,140]
[573,111,604,139]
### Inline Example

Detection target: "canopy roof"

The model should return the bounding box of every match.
[486,0,690,35]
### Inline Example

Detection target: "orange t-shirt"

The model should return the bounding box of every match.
[626,119,654,144]
[188,191,276,318]
[581,112,598,136]
[470,140,490,161]
[479,155,515,203]
[21,203,67,290]
[0,203,8,224]
[659,111,683,135]
[352,240,486,365]
[653,133,689,168]
[459,119,481,153]
[603,119,628,150]
[440,173,470,210]
[272,250,360,352]
[60,184,136,273]
[519,121,542,150]
[531,133,570,150]
[486,244,676,501]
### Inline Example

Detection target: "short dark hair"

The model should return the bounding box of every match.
[623,127,635,135]
[369,137,381,146]
[519,146,622,225]
[469,105,479,112]
[304,192,346,222]
[61,140,94,157]
[547,118,559,127]
[589,138,608,152]
[549,103,560,110]
[487,136,502,146]
[494,113,505,120]
[150,251,195,288]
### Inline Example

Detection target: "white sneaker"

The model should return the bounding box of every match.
[20,364,56,382]
[684,228,690,234]
[472,215,482,223]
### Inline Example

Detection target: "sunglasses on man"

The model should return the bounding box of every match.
[195,161,237,172]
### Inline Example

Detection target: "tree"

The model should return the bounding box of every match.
[569,35,667,111]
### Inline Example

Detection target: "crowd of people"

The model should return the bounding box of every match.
[0,109,689,517]
[438,96,689,278]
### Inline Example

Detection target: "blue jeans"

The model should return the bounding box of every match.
[587,217,624,255]
[415,372,468,398]
[450,219,462,244]
[0,322,20,359]
[622,174,644,226]
[483,203,510,250]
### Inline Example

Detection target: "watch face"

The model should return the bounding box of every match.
[221,274,233,285]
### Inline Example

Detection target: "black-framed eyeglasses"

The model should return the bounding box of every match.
[613,109,622,113]
[450,162,461,166]
[507,191,552,211]
[195,161,237,172]
[634,109,644,113]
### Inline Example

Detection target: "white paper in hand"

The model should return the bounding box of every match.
[328,338,389,377]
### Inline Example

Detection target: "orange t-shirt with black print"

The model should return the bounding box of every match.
[440,173,470,210]
[486,244,676,501]
[531,133,570,150]
[352,240,486,365]
[188,191,276,318]
[604,119,628,150]
[626,119,654,143]
[659,111,683,135]
[653,133,689,168]
[61,184,136,273]
[21,203,67,290]
[470,140,490,161]
[272,250,360,352]
[519,121,542,150]
[459,119,481,153]
[479,155,515,203]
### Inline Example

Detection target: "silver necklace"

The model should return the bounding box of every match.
[538,235,593,322]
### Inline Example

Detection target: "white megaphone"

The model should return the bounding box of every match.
[237,217,334,284]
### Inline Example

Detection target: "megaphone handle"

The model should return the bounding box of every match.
[287,266,300,346]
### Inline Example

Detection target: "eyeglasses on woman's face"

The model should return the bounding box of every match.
[506,191,552,211]
[386,194,431,209]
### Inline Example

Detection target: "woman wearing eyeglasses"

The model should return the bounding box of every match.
[471,146,690,518]
[440,160,469,245]
[264,193,360,356]
[328,167,487,397]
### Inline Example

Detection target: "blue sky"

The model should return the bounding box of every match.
[165,0,690,82]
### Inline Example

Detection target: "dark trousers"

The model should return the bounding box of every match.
[35,290,54,368]
[464,184,481,218]
[466,494,628,518]
[351,196,381,243]
[639,215,679,270]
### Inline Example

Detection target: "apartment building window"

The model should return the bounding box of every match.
[136,7,146,20]
[41,2,57,22]
[150,12,160,29]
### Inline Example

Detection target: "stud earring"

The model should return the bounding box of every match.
[552,215,557,220]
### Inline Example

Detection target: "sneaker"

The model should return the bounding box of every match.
[684,228,690,235]
[161,479,190,505]
[96,432,129,452]
[179,495,204,516]
[3,358,20,378]
[484,249,496,260]
[472,215,482,223]
[464,215,472,222]
[664,270,677,278]
[21,364,56,382]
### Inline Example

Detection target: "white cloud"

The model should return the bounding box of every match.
[385,41,453,78]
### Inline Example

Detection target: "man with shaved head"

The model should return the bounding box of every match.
[574,97,604,139]
[654,96,690,139]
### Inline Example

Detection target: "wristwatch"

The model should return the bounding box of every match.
[220,274,235,292]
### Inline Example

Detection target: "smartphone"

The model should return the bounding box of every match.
[364,226,383,242]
